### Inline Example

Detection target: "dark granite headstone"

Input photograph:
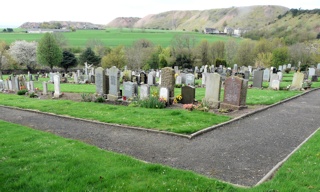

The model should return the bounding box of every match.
[181,86,195,104]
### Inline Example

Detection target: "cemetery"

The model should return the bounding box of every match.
[1,64,320,191]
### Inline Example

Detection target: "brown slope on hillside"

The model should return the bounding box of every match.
[106,5,289,31]
[107,17,141,28]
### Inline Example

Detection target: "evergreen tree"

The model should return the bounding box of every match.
[37,33,63,71]
[59,50,78,72]
[79,47,101,66]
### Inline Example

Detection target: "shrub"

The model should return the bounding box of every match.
[17,89,28,95]
[29,92,38,98]
[81,93,93,102]
[94,96,105,103]
[137,96,166,109]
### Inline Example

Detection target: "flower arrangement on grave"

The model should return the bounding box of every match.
[173,94,182,104]
[183,104,194,111]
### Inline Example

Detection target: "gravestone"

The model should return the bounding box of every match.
[175,75,182,85]
[253,70,263,88]
[269,74,279,88]
[220,76,248,110]
[288,64,292,69]
[263,68,270,82]
[308,68,315,78]
[29,81,34,93]
[0,80,3,90]
[185,74,195,86]
[160,67,175,103]
[77,69,81,78]
[53,75,61,98]
[159,87,169,104]
[311,75,318,82]
[181,86,195,104]
[26,81,30,91]
[279,65,283,71]
[147,73,155,85]
[140,84,150,100]
[180,73,186,84]
[95,67,107,96]
[317,63,320,70]
[123,81,137,100]
[202,73,206,87]
[13,76,20,91]
[174,66,179,73]
[316,69,320,76]
[107,66,121,101]
[43,82,48,95]
[8,80,12,90]
[283,65,287,70]
[271,80,280,90]
[205,73,221,108]
[140,72,147,84]
[244,71,250,80]
[73,72,79,84]
[233,64,238,73]
[277,72,283,81]
[248,66,253,74]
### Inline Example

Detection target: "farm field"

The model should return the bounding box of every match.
[0,28,239,48]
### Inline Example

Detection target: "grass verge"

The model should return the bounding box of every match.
[0,93,230,134]
[1,120,319,191]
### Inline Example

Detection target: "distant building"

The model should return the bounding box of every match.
[26,29,71,33]
[224,27,234,35]
[203,28,220,34]
[233,28,247,37]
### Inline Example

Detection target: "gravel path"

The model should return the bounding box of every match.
[1,89,320,186]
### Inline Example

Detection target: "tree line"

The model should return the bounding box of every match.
[1,33,319,74]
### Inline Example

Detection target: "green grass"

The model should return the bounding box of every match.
[1,120,319,191]
[0,93,230,134]
[0,28,237,48]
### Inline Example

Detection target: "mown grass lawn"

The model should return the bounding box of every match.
[1,120,319,191]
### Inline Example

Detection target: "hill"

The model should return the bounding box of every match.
[107,5,289,31]
[19,21,105,30]
[106,17,141,28]
[244,9,320,44]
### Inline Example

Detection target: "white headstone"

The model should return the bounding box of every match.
[269,74,279,88]
[263,69,270,82]
[308,68,316,78]
[29,81,34,92]
[53,75,61,98]
[140,84,150,100]
[159,87,169,104]
[287,64,292,69]
[277,72,283,82]
[205,73,221,108]
[271,80,280,90]
[317,63,320,70]
[175,75,182,85]
[43,81,48,95]
[278,65,283,71]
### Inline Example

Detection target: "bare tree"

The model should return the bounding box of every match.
[125,39,154,70]
[225,39,238,66]
[9,40,38,71]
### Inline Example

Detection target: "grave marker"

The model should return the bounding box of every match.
[205,73,221,108]
[181,86,195,104]
[107,66,121,101]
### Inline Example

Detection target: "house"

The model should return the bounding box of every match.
[224,27,234,35]
[234,28,247,37]
[203,28,220,34]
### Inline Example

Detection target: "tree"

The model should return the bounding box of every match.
[52,33,68,48]
[86,39,110,57]
[197,40,210,66]
[225,39,238,66]
[209,41,225,66]
[101,46,126,69]
[9,40,38,71]
[58,50,78,72]
[79,47,101,66]
[235,39,256,66]
[171,34,196,68]
[125,39,154,70]
[255,52,273,68]
[272,47,289,68]
[37,33,63,71]
[0,41,8,77]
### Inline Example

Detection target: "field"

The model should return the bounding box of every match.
[0,28,239,48]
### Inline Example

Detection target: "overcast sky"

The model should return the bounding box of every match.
[1,0,319,27]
